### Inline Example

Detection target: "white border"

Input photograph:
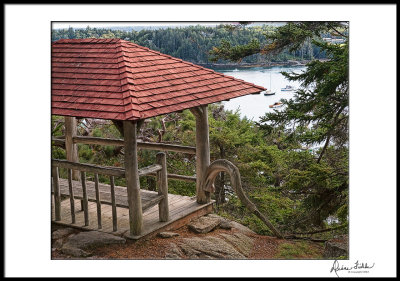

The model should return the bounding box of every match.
[5,4,397,277]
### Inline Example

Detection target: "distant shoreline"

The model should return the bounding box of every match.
[198,59,332,70]
[197,60,311,70]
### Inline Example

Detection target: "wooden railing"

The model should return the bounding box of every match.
[72,136,196,154]
[51,136,197,183]
[51,135,198,233]
[52,159,126,177]
[51,155,166,232]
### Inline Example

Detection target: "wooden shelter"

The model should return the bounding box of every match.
[51,38,266,239]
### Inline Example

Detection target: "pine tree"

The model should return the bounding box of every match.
[210,22,349,228]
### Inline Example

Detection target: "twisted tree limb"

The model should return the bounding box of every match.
[204,159,284,239]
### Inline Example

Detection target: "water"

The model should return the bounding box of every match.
[215,65,325,152]
[214,66,307,122]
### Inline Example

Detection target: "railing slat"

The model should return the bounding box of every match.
[52,159,125,177]
[52,167,61,221]
[110,176,117,232]
[94,173,102,229]
[67,169,76,224]
[81,171,89,226]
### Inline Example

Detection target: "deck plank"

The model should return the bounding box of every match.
[52,179,214,240]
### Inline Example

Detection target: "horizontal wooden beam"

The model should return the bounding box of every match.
[72,136,124,146]
[71,136,196,154]
[138,164,162,176]
[52,159,125,177]
[52,159,192,182]
[51,138,66,147]
[147,173,197,183]
[137,141,196,154]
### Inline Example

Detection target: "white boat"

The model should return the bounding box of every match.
[269,102,283,108]
[281,85,295,91]
[263,90,275,96]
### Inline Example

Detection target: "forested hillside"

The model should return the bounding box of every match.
[52,24,328,64]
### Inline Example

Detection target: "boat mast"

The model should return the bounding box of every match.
[269,68,272,90]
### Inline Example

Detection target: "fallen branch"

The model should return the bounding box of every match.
[292,224,348,235]
[283,235,327,243]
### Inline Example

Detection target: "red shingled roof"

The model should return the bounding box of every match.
[52,38,266,120]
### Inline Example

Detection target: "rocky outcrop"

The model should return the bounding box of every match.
[52,227,77,252]
[52,228,76,240]
[158,232,180,238]
[187,214,240,233]
[228,221,256,235]
[165,228,255,259]
[59,231,126,257]
[166,236,247,259]
[52,214,259,259]
[188,215,222,234]
[165,214,257,259]
[218,232,254,257]
[323,235,348,258]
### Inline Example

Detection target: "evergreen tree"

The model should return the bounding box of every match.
[210,22,349,228]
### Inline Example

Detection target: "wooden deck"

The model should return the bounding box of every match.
[51,178,214,240]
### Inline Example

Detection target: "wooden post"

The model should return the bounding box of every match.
[110,176,117,232]
[123,120,143,236]
[67,169,76,224]
[190,105,211,204]
[94,173,102,229]
[156,152,169,222]
[64,116,79,180]
[65,116,82,210]
[80,171,89,226]
[52,166,61,221]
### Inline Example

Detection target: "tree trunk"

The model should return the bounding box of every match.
[317,133,331,164]
[215,145,226,204]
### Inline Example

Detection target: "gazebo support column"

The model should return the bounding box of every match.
[123,120,143,236]
[190,105,211,204]
[64,116,79,180]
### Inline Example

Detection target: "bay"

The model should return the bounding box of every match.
[213,66,307,122]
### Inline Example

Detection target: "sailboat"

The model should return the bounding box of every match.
[264,89,275,96]
[281,85,295,91]
[264,69,276,96]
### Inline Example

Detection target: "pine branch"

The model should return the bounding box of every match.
[328,23,348,38]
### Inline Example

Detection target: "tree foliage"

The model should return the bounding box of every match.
[209,21,349,229]
[52,24,328,64]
